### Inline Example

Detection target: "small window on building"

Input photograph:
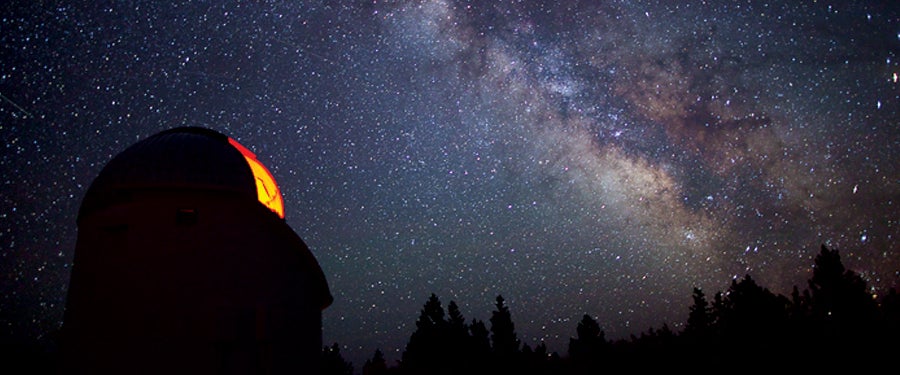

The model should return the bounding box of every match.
[176,208,198,226]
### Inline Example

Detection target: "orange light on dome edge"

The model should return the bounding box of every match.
[228,138,285,219]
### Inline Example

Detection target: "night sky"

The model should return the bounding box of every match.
[2,0,898,368]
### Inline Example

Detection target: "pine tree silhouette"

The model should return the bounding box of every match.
[683,287,713,346]
[445,300,472,372]
[447,301,466,332]
[519,342,555,375]
[362,349,388,375]
[567,314,606,374]
[321,343,354,375]
[489,295,520,369]
[401,293,449,373]
[881,287,900,341]
[717,275,791,349]
[382,247,900,374]
[806,245,879,354]
[469,318,491,369]
[567,314,605,358]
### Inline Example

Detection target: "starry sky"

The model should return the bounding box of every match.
[1,0,898,367]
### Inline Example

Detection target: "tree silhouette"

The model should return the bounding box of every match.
[444,300,472,372]
[881,287,900,339]
[362,349,388,375]
[567,314,606,373]
[469,318,492,368]
[681,286,715,359]
[805,245,879,355]
[520,341,556,375]
[684,288,712,340]
[809,246,878,326]
[321,343,354,375]
[401,293,449,373]
[788,284,811,320]
[379,242,899,373]
[489,295,520,360]
[715,274,791,351]
[447,301,467,334]
[567,314,606,358]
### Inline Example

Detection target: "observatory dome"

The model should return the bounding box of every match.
[79,127,285,220]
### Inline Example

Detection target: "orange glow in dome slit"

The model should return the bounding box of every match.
[228,138,285,219]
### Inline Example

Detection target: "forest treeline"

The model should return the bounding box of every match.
[323,245,900,374]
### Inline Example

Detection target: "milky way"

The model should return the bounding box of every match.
[1,0,898,367]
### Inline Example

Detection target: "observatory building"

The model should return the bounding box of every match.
[61,127,332,374]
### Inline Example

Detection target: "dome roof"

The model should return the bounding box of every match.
[80,127,284,219]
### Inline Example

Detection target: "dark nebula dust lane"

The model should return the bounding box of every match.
[1,0,898,367]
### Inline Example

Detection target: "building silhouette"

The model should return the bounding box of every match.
[61,127,332,374]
